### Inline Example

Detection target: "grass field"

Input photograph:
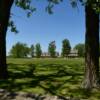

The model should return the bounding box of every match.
[0,58,100,100]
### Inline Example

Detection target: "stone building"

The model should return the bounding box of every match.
[41,52,59,57]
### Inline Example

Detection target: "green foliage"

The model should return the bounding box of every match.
[30,44,34,57]
[61,39,71,57]
[74,43,85,57]
[46,0,95,14]
[9,0,36,33]
[48,41,56,58]
[9,42,30,58]
[71,0,100,13]
[35,43,42,58]
[9,0,100,33]
[13,0,100,15]
[46,0,63,14]
[70,0,78,8]
[15,0,36,17]
[8,0,100,33]
[8,20,18,33]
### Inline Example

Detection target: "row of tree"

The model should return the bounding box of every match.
[9,42,41,58]
[0,0,99,89]
[9,39,85,58]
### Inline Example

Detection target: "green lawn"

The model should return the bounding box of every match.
[0,58,100,100]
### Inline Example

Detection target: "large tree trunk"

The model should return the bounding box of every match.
[0,0,14,79]
[82,4,100,89]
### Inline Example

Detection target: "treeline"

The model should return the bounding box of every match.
[9,39,85,58]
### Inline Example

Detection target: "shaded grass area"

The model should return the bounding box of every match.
[0,58,100,100]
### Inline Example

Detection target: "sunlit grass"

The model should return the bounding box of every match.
[0,58,99,99]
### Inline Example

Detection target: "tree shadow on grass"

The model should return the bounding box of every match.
[67,88,92,99]
[0,63,92,99]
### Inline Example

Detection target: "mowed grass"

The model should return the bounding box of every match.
[0,58,100,100]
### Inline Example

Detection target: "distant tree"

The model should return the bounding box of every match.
[61,39,71,57]
[48,41,56,58]
[74,43,85,57]
[0,0,100,88]
[35,43,42,58]
[10,42,30,58]
[30,44,34,57]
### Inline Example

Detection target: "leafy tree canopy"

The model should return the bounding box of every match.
[74,43,85,57]
[9,42,30,58]
[48,41,56,58]
[9,0,100,33]
[35,43,42,58]
[61,39,71,57]
[30,44,34,57]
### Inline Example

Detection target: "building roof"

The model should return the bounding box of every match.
[70,50,78,54]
